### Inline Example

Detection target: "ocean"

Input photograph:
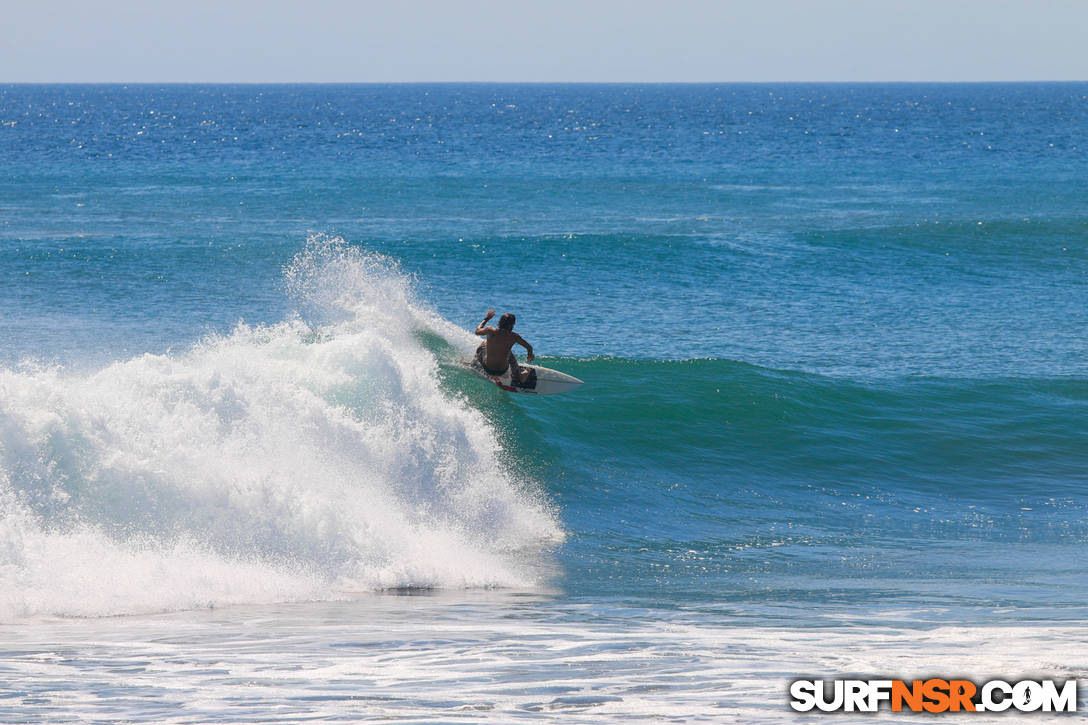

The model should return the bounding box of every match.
[0,83,1085,721]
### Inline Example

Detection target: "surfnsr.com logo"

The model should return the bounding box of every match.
[789,678,1079,713]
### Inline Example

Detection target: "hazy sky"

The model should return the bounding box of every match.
[3,0,1087,82]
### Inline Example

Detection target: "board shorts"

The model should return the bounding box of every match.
[475,344,510,376]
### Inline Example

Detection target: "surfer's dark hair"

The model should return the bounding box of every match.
[498,313,516,330]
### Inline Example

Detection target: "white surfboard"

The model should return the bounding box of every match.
[468,357,583,395]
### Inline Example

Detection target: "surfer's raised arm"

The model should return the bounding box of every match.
[475,309,496,336]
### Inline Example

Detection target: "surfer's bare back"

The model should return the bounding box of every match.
[475,309,534,383]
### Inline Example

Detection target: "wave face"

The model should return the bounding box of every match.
[517,357,1088,609]
[0,237,562,620]
[536,357,1088,493]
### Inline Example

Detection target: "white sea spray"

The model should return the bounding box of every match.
[0,236,562,620]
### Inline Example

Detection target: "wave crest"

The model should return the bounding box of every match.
[0,237,562,620]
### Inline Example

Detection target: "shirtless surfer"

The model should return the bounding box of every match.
[475,309,534,384]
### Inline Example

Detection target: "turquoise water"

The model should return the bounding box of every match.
[1,84,1086,721]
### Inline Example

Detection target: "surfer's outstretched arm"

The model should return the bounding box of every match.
[515,334,535,362]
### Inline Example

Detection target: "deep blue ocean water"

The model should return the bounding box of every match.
[1,84,1086,721]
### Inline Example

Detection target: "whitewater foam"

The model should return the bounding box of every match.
[4,598,1085,723]
[0,237,562,620]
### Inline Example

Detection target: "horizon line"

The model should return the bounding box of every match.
[3,79,1088,86]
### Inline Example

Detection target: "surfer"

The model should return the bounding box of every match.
[475,309,534,384]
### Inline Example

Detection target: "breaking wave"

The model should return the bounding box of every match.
[0,236,562,620]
